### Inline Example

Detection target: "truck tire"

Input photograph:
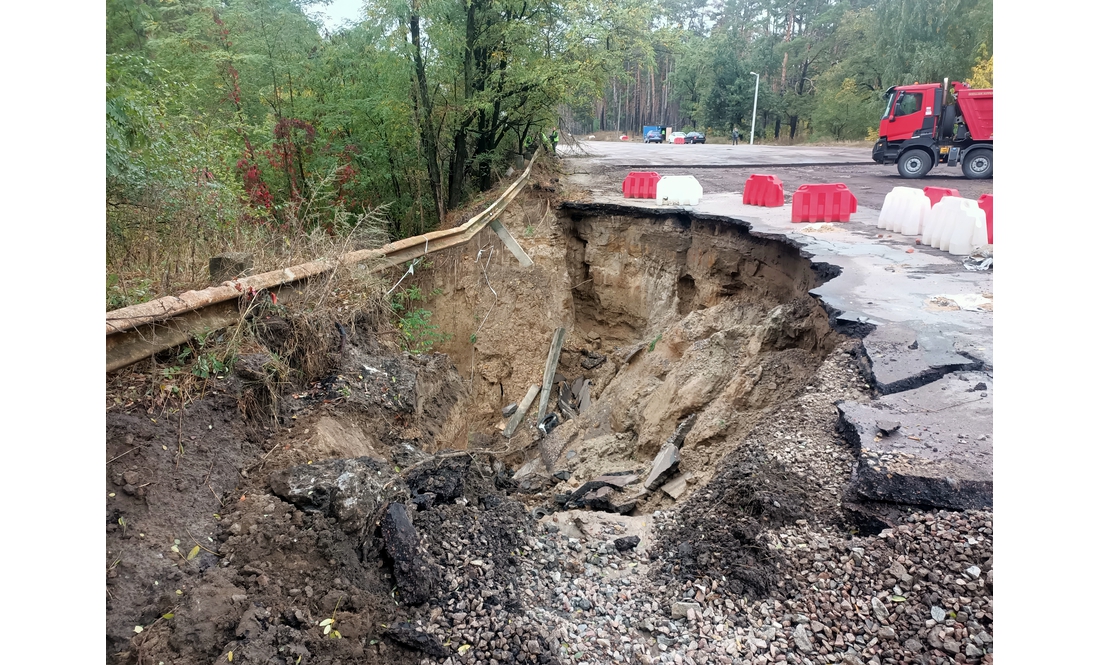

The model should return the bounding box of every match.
[962,149,992,179]
[897,150,932,178]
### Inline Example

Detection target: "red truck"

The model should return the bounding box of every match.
[872,80,992,180]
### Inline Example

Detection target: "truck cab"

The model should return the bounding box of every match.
[872,81,992,180]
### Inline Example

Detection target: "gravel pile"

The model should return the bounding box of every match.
[380,342,992,665]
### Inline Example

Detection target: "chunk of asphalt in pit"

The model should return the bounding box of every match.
[644,443,681,491]
[379,502,438,605]
[386,622,448,658]
[614,535,641,551]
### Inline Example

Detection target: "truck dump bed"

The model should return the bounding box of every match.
[957,88,993,141]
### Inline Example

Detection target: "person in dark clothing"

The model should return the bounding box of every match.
[732,127,740,145]
[660,127,667,143]
[549,128,559,154]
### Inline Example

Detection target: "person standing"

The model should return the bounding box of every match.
[549,128,559,155]
[732,127,740,145]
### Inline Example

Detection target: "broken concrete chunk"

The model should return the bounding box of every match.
[591,474,639,488]
[876,420,901,435]
[503,384,541,438]
[645,443,682,491]
[502,403,518,417]
[380,503,438,605]
[671,601,701,619]
[553,469,572,481]
[660,472,693,500]
[269,457,391,534]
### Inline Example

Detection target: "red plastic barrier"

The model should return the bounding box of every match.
[622,171,661,199]
[791,183,858,223]
[742,174,784,207]
[924,186,960,207]
[978,193,993,244]
[673,136,685,144]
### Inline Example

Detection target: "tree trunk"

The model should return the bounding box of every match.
[408,6,444,224]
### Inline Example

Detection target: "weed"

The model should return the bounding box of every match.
[648,333,663,352]
[391,286,451,354]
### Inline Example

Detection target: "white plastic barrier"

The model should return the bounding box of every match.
[878,187,929,235]
[655,175,703,206]
[923,197,986,255]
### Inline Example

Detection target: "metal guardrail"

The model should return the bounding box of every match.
[106,150,540,372]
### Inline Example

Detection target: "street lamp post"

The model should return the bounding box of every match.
[749,71,760,146]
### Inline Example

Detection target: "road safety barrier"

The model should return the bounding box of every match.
[742,174,784,207]
[922,196,986,255]
[923,186,960,207]
[672,136,685,144]
[791,183,858,223]
[107,149,543,372]
[978,194,993,244]
[622,171,661,199]
[655,175,702,206]
[878,186,929,236]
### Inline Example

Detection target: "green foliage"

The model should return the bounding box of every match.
[391,286,451,354]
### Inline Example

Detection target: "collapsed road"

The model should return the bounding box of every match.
[105,144,992,665]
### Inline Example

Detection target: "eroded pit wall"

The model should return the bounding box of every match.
[413,197,839,471]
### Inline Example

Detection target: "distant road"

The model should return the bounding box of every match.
[561,140,872,168]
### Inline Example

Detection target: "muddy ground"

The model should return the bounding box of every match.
[105,161,992,665]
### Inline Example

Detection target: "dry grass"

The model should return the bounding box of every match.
[106,170,400,419]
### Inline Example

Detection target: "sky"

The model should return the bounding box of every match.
[304,0,364,33]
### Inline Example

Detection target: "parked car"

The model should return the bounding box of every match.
[644,130,663,143]
[670,132,687,144]
[685,131,706,144]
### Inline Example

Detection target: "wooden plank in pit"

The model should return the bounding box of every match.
[503,384,541,438]
[536,327,567,423]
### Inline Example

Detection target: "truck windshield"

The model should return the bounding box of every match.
[881,92,897,119]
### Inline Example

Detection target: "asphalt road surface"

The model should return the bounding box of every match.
[561,140,993,210]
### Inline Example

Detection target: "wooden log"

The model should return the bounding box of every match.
[503,385,541,438]
[536,327,567,423]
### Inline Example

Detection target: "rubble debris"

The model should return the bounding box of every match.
[660,472,693,500]
[502,402,518,417]
[385,622,449,658]
[613,535,641,551]
[644,443,682,490]
[580,349,607,370]
[553,469,572,481]
[876,420,901,435]
[268,457,391,534]
[590,473,639,488]
[406,455,469,504]
[503,384,540,438]
[538,413,560,436]
[668,414,698,449]
[838,372,992,510]
[379,502,439,605]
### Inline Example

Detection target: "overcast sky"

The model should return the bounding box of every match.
[305,0,364,32]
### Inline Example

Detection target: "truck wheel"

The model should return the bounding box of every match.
[962,149,993,179]
[897,150,932,178]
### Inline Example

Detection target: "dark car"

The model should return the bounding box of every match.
[644,130,663,144]
[685,131,706,144]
